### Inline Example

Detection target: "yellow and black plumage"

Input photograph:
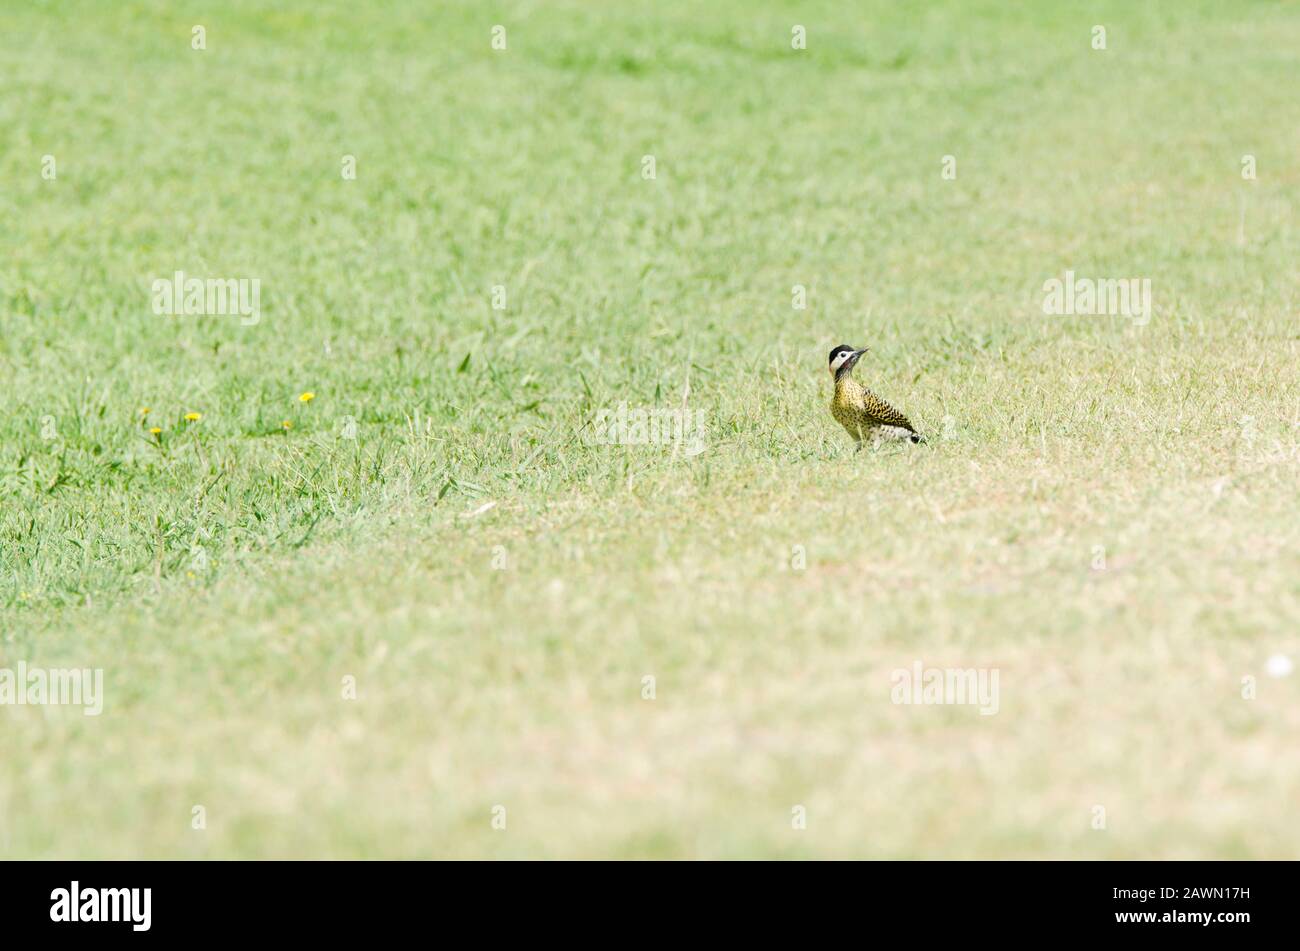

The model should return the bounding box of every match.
[828,344,924,448]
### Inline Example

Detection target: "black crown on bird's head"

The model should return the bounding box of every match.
[828,343,868,376]
[829,344,854,365]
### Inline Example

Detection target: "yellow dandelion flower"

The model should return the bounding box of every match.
[149,427,162,435]
[140,407,151,416]
[184,412,202,422]
[299,391,315,403]
[281,420,293,430]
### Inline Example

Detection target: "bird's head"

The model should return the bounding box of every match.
[829,344,868,379]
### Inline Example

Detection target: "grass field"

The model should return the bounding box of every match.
[1,0,1297,859]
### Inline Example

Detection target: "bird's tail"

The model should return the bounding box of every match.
[909,431,926,444]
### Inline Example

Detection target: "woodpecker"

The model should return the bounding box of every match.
[828,344,924,448]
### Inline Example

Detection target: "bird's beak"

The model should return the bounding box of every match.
[855,348,869,358]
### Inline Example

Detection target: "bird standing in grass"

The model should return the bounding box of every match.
[828,344,924,449]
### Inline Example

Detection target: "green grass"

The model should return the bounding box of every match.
[1,0,1297,858]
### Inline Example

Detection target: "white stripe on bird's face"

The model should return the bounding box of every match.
[830,347,866,374]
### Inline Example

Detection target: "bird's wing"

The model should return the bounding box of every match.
[862,389,917,432]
